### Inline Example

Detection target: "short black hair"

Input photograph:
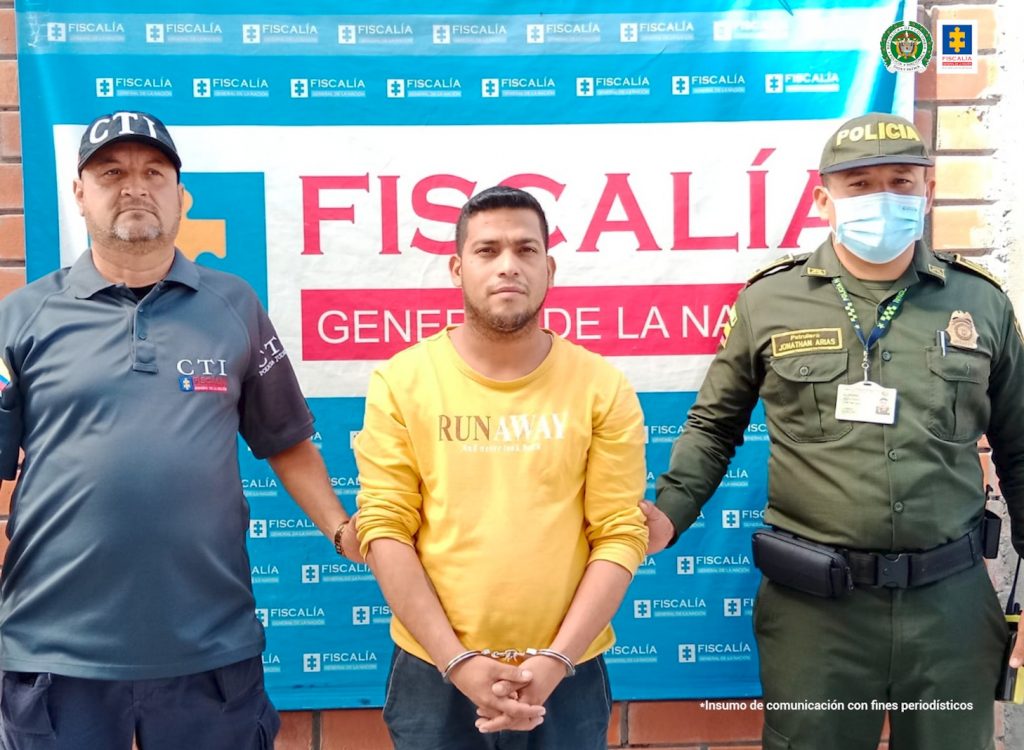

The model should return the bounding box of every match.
[454,186,549,255]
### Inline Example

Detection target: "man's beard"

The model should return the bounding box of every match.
[87,211,177,254]
[462,288,547,339]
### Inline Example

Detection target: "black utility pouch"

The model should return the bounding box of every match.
[982,509,1002,559]
[752,528,854,599]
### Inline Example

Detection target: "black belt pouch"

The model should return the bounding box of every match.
[752,528,853,599]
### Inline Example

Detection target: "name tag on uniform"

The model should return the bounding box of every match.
[835,382,897,425]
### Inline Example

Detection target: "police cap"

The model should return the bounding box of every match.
[819,112,933,175]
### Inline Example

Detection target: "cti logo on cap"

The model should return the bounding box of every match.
[88,112,160,146]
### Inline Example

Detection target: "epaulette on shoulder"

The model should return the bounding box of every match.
[746,253,810,286]
[940,253,1006,291]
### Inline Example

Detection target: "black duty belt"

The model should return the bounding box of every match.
[844,524,985,589]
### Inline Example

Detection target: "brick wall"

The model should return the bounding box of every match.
[0,2,1014,748]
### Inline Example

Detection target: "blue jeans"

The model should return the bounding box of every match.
[383,647,612,750]
[0,655,279,750]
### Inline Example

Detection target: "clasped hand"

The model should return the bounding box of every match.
[447,653,566,733]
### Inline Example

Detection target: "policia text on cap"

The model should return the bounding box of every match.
[643,112,1024,750]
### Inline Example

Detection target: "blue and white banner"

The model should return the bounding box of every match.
[15,0,910,709]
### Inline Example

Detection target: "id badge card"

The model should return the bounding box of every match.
[835,381,897,425]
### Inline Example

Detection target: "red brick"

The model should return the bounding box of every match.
[0,163,23,210]
[608,701,624,746]
[932,6,997,50]
[0,266,26,300]
[0,521,8,566]
[0,476,13,515]
[321,709,390,750]
[276,711,313,750]
[0,61,18,108]
[0,111,20,159]
[628,700,763,744]
[0,214,24,261]
[914,107,934,151]
[708,745,761,750]
[0,9,15,56]
[917,60,936,102]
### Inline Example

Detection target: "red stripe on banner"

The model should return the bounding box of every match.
[301,284,743,361]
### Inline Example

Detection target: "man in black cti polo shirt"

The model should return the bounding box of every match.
[0,111,357,749]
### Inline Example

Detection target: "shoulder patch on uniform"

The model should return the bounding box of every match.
[950,254,1005,290]
[746,253,810,285]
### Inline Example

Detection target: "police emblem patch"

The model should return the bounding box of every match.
[880,21,934,74]
[946,310,978,350]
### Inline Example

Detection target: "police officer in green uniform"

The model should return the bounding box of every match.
[643,112,1024,750]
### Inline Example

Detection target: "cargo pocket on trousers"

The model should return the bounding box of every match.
[763,722,791,749]
[213,657,264,710]
[255,698,281,750]
[0,672,56,737]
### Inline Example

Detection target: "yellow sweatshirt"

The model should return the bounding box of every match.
[355,328,648,665]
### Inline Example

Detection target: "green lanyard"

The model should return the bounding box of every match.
[832,278,907,381]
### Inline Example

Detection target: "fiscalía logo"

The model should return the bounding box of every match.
[434,23,508,44]
[880,21,934,73]
[605,643,658,664]
[250,516,319,538]
[47,22,66,42]
[193,77,270,99]
[937,21,976,74]
[92,76,172,99]
[386,79,406,98]
[575,75,651,97]
[262,652,282,673]
[620,19,695,43]
[303,561,373,584]
[723,508,763,529]
[400,78,463,99]
[250,564,280,584]
[765,71,840,94]
[291,77,367,99]
[243,22,318,44]
[148,21,223,42]
[480,76,557,100]
[674,73,746,96]
[678,553,753,575]
[338,22,413,45]
[242,477,278,495]
[723,597,755,617]
[266,605,327,626]
[305,651,379,671]
[352,604,391,625]
[679,641,754,663]
[255,608,269,626]
[527,20,600,43]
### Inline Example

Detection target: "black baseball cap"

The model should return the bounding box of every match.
[819,112,933,174]
[77,111,181,173]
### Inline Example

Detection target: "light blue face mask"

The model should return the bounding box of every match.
[829,191,927,264]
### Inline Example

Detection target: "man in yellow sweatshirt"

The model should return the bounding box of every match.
[353,185,649,749]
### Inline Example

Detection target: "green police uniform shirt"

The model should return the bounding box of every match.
[657,238,1024,556]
